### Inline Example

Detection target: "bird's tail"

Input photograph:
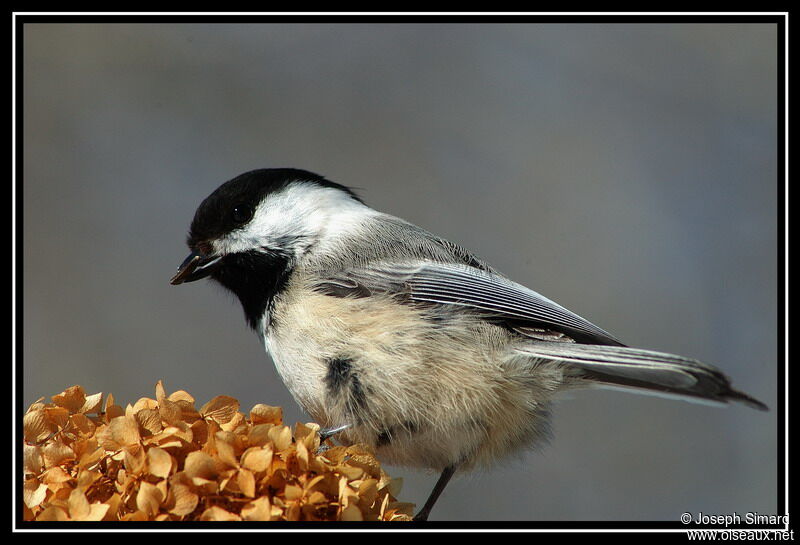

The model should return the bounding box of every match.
[515,343,768,411]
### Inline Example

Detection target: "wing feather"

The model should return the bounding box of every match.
[515,343,768,410]
[312,261,624,346]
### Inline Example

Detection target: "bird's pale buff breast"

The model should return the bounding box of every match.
[265,278,572,470]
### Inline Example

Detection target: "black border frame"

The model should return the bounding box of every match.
[12,11,788,535]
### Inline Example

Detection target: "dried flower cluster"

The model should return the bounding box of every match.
[23,382,413,521]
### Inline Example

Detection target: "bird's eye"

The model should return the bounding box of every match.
[231,204,254,225]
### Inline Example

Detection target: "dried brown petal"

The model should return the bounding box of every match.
[345,452,381,479]
[86,504,110,521]
[155,380,168,403]
[136,481,164,516]
[68,488,92,520]
[294,422,320,451]
[320,446,348,465]
[80,392,104,414]
[181,412,200,434]
[104,392,124,421]
[284,484,303,502]
[336,464,364,481]
[76,469,101,490]
[387,502,415,519]
[121,510,149,521]
[23,478,48,508]
[104,392,115,412]
[23,444,44,475]
[241,497,273,521]
[123,445,146,474]
[167,483,198,517]
[249,404,282,425]
[23,408,55,444]
[285,501,302,521]
[167,389,194,404]
[131,396,159,414]
[214,435,239,468]
[357,478,379,507]
[41,441,75,467]
[341,503,363,521]
[247,423,274,447]
[237,468,256,498]
[200,506,241,521]
[102,494,122,521]
[268,425,292,451]
[295,440,310,472]
[135,408,163,436]
[37,505,70,521]
[40,466,72,486]
[52,385,86,413]
[175,400,202,423]
[146,447,173,479]
[183,451,218,481]
[43,406,70,430]
[223,414,246,434]
[78,441,105,469]
[151,425,193,447]
[339,477,358,505]
[241,445,273,474]
[158,398,183,427]
[306,491,327,505]
[97,415,141,451]
[69,413,96,436]
[200,395,240,425]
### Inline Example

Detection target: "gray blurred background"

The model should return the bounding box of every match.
[22,21,778,522]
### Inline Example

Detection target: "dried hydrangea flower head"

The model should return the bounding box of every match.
[23,382,412,521]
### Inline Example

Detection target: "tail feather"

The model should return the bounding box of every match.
[516,343,768,411]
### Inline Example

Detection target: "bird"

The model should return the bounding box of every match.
[170,168,767,521]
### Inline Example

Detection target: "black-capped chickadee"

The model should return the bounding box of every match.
[171,168,767,521]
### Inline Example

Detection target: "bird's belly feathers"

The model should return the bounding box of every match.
[265,285,570,471]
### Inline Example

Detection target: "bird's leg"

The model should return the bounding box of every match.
[318,423,351,442]
[316,423,351,454]
[413,463,459,521]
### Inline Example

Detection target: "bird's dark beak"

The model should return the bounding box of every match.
[170,249,223,285]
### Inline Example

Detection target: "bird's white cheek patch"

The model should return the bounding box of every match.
[211,182,372,257]
[212,230,265,255]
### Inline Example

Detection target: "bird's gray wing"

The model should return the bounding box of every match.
[311,260,625,346]
[311,261,768,410]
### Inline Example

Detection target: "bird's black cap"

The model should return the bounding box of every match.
[187,168,362,248]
